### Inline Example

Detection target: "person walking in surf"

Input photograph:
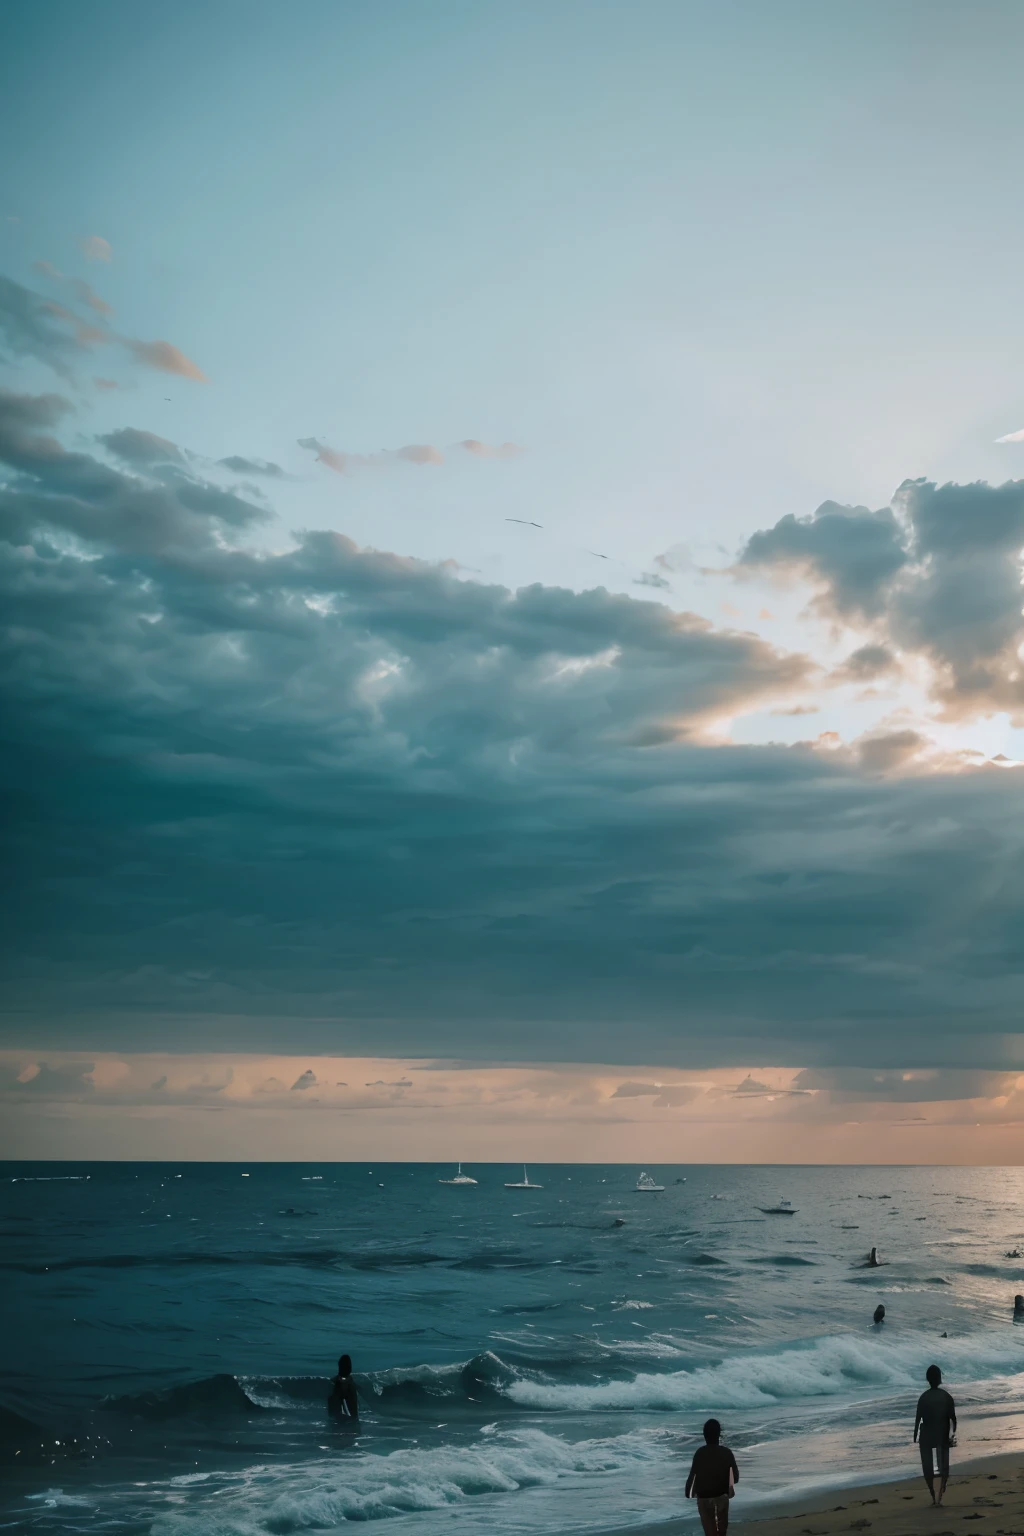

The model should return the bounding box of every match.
[327,1354,359,1422]
[914,1364,956,1506]
[685,1418,739,1536]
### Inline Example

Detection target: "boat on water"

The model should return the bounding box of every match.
[759,1198,797,1214]
[504,1164,543,1189]
[438,1162,478,1186]
[635,1171,665,1192]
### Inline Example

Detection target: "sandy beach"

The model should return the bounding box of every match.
[600,1452,1024,1536]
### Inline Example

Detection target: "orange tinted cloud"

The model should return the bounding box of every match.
[123,337,207,381]
[458,439,522,459]
[80,235,112,262]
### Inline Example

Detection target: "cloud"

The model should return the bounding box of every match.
[610,1080,700,1107]
[457,440,522,459]
[996,429,1024,444]
[7,412,1024,1067]
[80,235,112,262]
[395,443,443,465]
[855,728,928,775]
[737,500,907,619]
[298,436,444,473]
[831,644,900,683]
[740,480,1024,721]
[0,384,74,435]
[297,436,349,473]
[634,571,672,591]
[0,275,90,377]
[731,1074,809,1097]
[34,261,114,319]
[1,273,203,385]
[93,377,120,391]
[122,338,206,381]
[151,1075,167,1090]
[793,1067,1014,1103]
[5,1061,95,1095]
[218,456,284,478]
[100,427,186,466]
[0,387,267,558]
[298,438,521,475]
[770,704,818,716]
[70,279,114,319]
[291,1070,317,1090]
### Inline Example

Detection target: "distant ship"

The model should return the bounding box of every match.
[759,1198,797,1214]
[504,1165,543,1189]
[438,1162,478,1186]
[635,1171,665,1192]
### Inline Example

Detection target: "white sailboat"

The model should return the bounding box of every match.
[438,1162,478,1186]
[635,1171,665,1192]
[504,1164,543,1189]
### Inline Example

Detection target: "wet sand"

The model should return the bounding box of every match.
[597,1451,1024,1536]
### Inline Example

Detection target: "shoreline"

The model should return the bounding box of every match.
[592,1450,1024,1536]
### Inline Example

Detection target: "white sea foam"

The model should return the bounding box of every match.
[150,1427,663,1533]
[504,1328,1024,1412]
[26,1490,93,1508]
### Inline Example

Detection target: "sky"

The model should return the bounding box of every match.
[2,1,1024,1160]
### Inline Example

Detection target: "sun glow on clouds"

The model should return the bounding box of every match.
[4,1055,1024,1164]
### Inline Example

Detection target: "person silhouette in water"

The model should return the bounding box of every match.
[914,1364,956,1506]
[328,1354,359,1421]
[685,1418,739,1536]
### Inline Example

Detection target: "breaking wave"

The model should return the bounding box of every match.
[503,1328,1024,1412]
[149,1427,664,1532]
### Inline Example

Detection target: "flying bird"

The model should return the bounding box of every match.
[587,550,609,560]
[506,518,543,528]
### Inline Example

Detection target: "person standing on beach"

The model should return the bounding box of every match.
[914,1364,956,1507]
[685,1418,739,1536]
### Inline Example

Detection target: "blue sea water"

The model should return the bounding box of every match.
[4,1164,1024,1536]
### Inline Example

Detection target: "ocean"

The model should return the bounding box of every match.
[4,1163,1024,1535]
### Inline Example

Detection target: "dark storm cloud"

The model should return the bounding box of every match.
[740,479,1024,721]
[4,404,1024,1066]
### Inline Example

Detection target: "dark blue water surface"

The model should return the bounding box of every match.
[4,1163,1024,1535]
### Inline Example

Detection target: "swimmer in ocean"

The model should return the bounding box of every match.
[914,1363,956,1506]
[328,1354,359,1421]
[873,1304,885,1324]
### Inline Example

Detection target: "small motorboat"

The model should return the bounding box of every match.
[636,1172,665,1192]
[438,1162,478,1186]
[505,1164,543,1189]
[759,1199,797,1215]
